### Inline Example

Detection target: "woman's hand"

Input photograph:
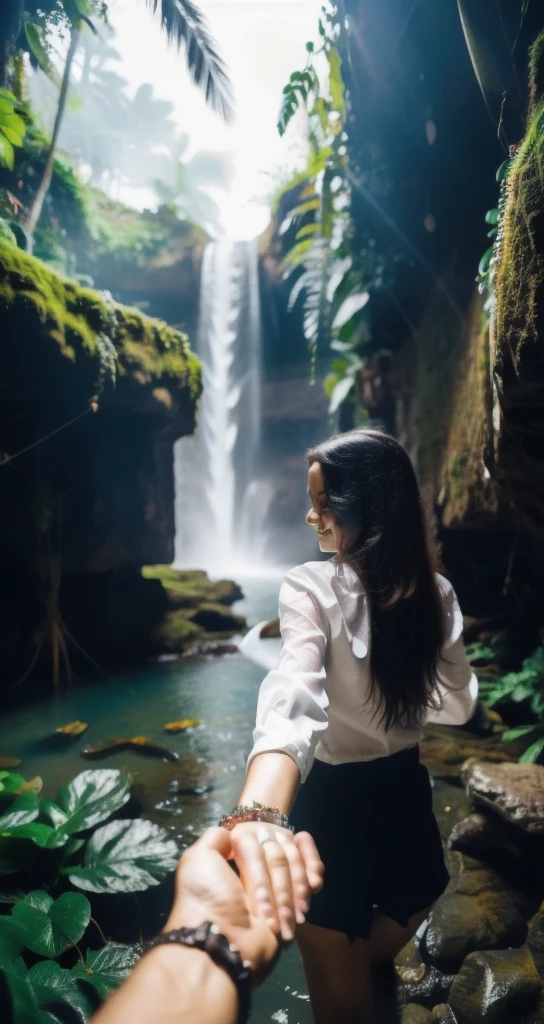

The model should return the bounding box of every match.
[230,823,324,944]
[165,827,279,984]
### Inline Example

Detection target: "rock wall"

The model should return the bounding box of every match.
[493,32,544,548]
[0,240,202,686]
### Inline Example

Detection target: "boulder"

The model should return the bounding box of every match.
[431,1007,456,1024]
[189,603,246,633]
[401,1006,432,1024]
[461,762,544,834]
[528,906,544,979]
[396,936,455,1008]
[448,812,525,874]
[448,947,542,1024]
[420,727,515,782]
[260,618,281,639]
[422,864,528,970]
[182,640,239,658]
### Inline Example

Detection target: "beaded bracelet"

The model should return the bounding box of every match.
[219,801,294,833]
[145,922,251,1024]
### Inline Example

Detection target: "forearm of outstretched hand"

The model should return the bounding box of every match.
[91,945,238,1024]
[238,751,301,815]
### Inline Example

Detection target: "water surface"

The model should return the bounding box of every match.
[0,573,312,1023]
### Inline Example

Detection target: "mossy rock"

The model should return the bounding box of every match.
[151,611,202,654]
[0,241,202,411]
[142,566,243,608]
[188,603,246,633]
[493,32,544,540]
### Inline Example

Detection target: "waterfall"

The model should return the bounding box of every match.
[174,238,265,572]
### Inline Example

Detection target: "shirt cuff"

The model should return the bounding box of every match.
[247,735,313,783]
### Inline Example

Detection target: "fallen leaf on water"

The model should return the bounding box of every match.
[81,738,130,759]
[19,776,43,795]
[81,737,178,763]
[55,720,89,737]
[164,719,201,733]
[129,737,179,762]
[0,756,22,769]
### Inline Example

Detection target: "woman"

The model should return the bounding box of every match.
[223,429,478,1024]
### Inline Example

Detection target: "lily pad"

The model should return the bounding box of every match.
[0,756,22,769]
[164,719,201,733]
[55,721,88,737]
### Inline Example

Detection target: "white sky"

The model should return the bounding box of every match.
[106,0,321,238]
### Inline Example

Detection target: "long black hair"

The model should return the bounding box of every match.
[307,429,445,730]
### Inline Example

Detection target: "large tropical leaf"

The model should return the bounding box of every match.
[2,964,52,1024]
[66,818,179,893]
[0,793,39,829]
[71,943,141,998]
[27,961,97,1023]
[11,890,91,958]
[0,822,68,849]
[144,0,233,122]
[41,769,131,835]
[0,917,27,969]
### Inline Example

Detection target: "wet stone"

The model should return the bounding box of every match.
[448,812,526,875]
[448,947,542,1024]
[401,1005,432,1024]
[528,907,544,979]
[422,884,528,971]
[396,935,455,1007]
[431,1006,456,1024]
[461,761,544,835]
[398,964,456,1009]
[419,730,514,781]
[167,755,214,795]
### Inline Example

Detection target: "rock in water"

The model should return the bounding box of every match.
[461,762,544,834]
[396,935,455,1008]
[401,1005,433,1024]
[431,1006,456,1023]
[448,812,526,874]
[448,947,542,1023]
[528,905,544,979]
[422,864,528,970]
[167,755,214,795]
[260,618,280,639]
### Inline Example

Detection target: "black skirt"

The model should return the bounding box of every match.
[290,745,449,940]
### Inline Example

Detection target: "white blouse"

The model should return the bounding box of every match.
[241,559,478,783]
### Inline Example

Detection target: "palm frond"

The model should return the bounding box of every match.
[145,0,233,123]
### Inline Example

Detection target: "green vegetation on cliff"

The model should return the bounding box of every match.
[0,240,201,405]
[493,29,544,543]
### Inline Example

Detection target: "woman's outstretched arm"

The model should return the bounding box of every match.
[227,569,328,942]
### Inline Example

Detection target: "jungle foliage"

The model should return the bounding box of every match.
[276,3,393,413]
[0,766,178,1021]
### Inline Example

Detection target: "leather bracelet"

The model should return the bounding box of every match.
[219,801,294,833]
[145,921,251,1024]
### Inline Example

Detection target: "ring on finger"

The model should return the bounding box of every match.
[257,826,278,847]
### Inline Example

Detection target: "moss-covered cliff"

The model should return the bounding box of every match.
[493,32,544,546]
[0,240,201,409]
[0,242,203,687]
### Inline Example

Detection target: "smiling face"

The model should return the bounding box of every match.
[306,461,342,553]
